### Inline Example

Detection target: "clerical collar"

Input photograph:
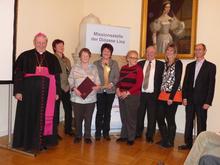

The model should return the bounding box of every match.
[35,49,45,55]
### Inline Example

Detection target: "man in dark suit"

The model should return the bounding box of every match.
[179,43,216,150]
[136,46,164,143]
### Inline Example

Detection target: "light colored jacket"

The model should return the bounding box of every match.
[68,63,100,104]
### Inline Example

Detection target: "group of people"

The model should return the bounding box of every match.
[12,33,216,158]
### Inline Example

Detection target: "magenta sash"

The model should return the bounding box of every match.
[25,66,56,136]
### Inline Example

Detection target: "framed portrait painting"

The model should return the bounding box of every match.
[140,0,198,59]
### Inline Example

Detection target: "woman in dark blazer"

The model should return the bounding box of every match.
[157,43,183,148]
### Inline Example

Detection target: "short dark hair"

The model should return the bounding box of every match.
[52,39,64,52]
[100,43,114,57]
[79,48,91,58]
[196,43,207,51]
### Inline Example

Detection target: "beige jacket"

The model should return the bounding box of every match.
[55,54,71,91]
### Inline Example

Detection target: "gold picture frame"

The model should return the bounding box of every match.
[140,0,198,59]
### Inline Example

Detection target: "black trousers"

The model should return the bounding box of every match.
[55,89,72,133]
[95,93,115,137]
[136,92,157,139]
[72,102,95,138]
[157,101,178,145]
[184,103,207,146]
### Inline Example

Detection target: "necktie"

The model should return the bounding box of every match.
[143,61,151,90]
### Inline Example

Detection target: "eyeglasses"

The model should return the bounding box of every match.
[128,57,138,60]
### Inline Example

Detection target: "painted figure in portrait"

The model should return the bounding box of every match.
[150,0,185,53]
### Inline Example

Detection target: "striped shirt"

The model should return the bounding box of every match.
[117,64,143,95]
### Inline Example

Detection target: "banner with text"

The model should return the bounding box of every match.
[86,24,130,56]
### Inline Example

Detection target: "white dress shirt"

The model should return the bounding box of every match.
[194,59,205,87]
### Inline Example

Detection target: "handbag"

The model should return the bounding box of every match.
[158,91,182,103]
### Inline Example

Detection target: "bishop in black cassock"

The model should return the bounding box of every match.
[13,33,61,153]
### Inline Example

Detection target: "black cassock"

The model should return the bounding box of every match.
[13,49,61,153]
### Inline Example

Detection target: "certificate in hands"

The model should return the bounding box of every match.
[77,77,96,99]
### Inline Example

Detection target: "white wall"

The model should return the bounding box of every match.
[0,0,220,136]
[16,0,83,60]
[196,0,220,132]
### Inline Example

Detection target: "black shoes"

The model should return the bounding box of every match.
[104,135,111,141]
[73,137,81,143]
[84,138,92,144]
[156,140,173,148]
[135,135,141,139]
[178,144,192,150]
[161,142,173,148]
[146,137,154,144]
[95,136,101,141]
[57,134,63,140]
[95,135,111,141]
[127,140,134,145]
[74,138,92,144]
[116,138,127,142]
[116,138,134,145]
[65,129,75,136]
[40,145,47,151]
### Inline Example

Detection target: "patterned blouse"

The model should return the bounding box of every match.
[160,60,183,99]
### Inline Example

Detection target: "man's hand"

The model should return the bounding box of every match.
[203,104,210,110]
[15,93,22,101]
[56,95,59,100]
[182,99,187,106]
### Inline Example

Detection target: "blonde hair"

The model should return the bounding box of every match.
[164,43,178,62]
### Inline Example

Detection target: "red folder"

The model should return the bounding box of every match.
[77,77,96,99]
[158,91,182,103]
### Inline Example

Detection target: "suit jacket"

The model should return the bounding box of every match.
[138,59,164,96]
[182,60,216,105]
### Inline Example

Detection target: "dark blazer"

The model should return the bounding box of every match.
[182,60,216,105]
[138,59,164,96]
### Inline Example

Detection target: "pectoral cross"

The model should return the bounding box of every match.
[39,65,42,72]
